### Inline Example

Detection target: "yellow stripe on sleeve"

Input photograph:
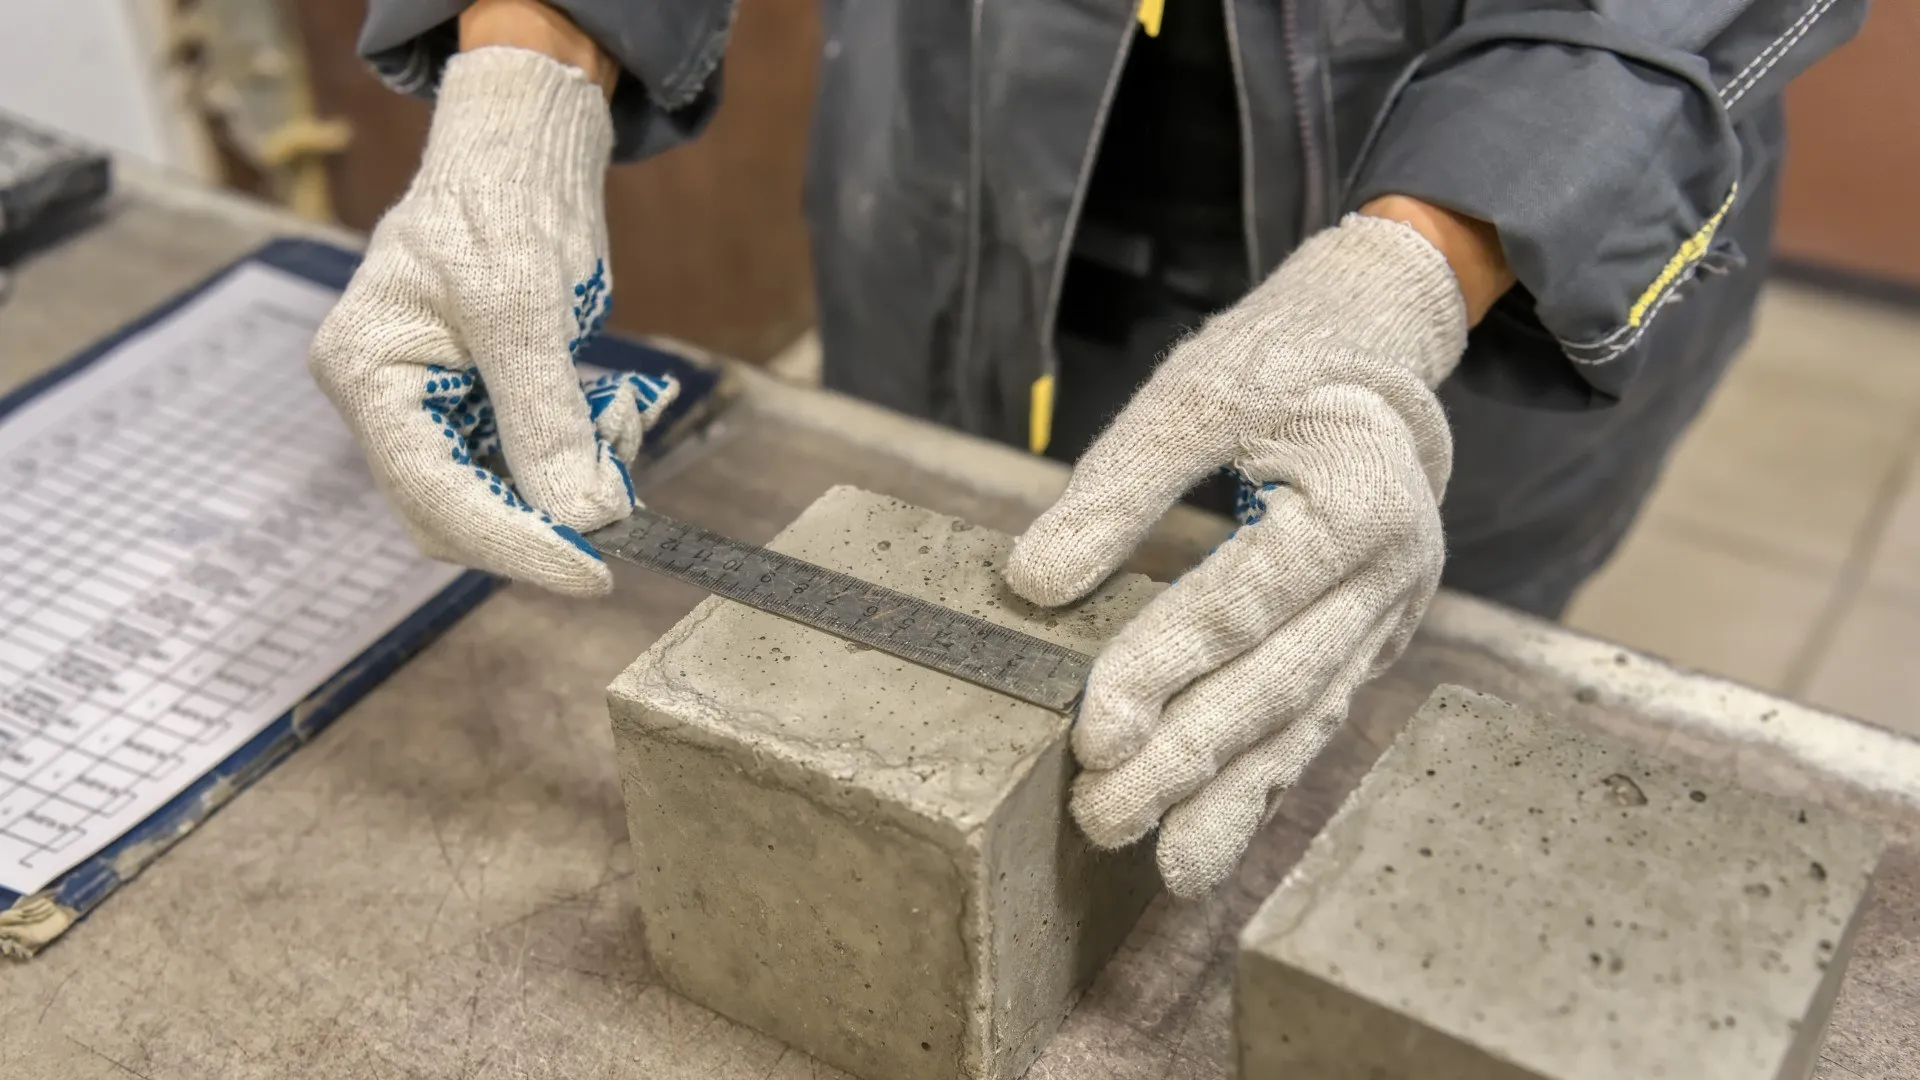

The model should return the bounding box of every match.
[1627,184,1739,328]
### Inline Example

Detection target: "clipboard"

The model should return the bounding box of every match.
[0,237,728,957]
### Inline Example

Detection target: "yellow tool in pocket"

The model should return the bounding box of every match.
[1028,373,1056,455]
[1138,0,1164,36]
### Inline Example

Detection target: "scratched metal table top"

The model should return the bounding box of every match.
[1,168,1914,1080]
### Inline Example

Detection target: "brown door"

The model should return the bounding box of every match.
[1775,2,1920,289]
[290,0,821,363]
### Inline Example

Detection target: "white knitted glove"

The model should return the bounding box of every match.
[1008,215,1469,898]
[309,47,676,598]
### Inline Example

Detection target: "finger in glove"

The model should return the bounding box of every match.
[1068,556,1414,849]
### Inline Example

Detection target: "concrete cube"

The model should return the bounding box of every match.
[1237,684,1884,1080]
[608,486,1162,1080]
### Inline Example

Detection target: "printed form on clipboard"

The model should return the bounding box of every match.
[0,262,471,898]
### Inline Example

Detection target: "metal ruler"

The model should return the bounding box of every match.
[586,508,1092,712]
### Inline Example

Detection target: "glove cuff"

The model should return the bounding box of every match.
[414,46,613,210]
[1253,214,1471,389]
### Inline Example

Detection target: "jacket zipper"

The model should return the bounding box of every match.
[954,0,987,434]
[1278,0,1329,235]
[1028,9,1140,455]
[1222,0,1260,279]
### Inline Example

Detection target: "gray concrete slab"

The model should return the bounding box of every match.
[608,487,1161,1080]
[1238,685,1885,1080]
[0,169,1916,1080]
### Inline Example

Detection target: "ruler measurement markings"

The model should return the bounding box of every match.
[586,508,1092,712]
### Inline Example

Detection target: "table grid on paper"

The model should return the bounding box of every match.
[0,264,466,895]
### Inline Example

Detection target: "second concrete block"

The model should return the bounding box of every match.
[608,486,1161,1080]
[1237,684,1885,1080]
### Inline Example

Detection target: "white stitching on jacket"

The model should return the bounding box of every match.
[1553,0,1842,365]
[1722,0,1836,103]
[1725,0,1843,107]
[1561,262,1704,365]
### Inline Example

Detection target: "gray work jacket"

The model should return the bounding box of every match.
[361,0,1865,449]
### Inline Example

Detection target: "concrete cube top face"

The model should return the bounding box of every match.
[1241,685,1884,1080]
[608,485,1162,838]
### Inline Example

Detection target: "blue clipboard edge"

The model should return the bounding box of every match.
[0,236,733,956]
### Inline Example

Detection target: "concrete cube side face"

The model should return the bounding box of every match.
[608,487,1167,1080]
[1237,685,1885,1080]
[1774,889,1873,1080]
[984,740,1160,1077]
[1236,952,1542,1080]
[617,721,973,1080]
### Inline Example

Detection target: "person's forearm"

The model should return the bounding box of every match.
[1359,195,1515,327]
[459,0,618,98]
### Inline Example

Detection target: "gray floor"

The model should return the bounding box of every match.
[1568,284,1920,735]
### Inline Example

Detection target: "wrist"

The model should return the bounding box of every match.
[417,48,613,204]
[1358,195,1514,326]
[1239,214,1469,391]
[459,0,618,98]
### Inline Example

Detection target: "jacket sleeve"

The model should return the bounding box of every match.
[358,0,736,162]
[1346,0,1868,403]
